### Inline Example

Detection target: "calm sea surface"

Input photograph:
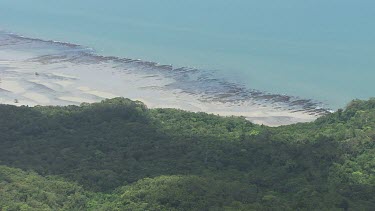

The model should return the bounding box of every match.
[0,0,374,109]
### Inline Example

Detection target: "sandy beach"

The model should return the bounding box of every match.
[0,32,327,126]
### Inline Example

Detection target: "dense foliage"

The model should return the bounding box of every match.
[0,98,374,210]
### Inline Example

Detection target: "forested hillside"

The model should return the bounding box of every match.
[0,98,374,210]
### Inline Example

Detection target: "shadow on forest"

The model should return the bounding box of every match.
[0,98,374,210]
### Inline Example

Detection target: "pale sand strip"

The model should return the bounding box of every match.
[58,96,96,104]
[54,81,74,87]
[0,80,25,93]
[28,80,59,91]
[51,72,79,79]
[78,86,119,99]
[0,49,322,126]
[23,92,51,104]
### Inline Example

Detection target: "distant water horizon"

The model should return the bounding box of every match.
[0,0,374,109]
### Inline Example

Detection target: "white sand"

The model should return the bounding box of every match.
[0,43,322,126]
[78,86,119,99]
[58,96,96,104]
[28,80,60,91]
[54,81,74,87]
[23,92,51,104]
[52,72,79,79]
[0,80,26,93]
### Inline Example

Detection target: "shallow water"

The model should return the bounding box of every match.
[0,0,374,109]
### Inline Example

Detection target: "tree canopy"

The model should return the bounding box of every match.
[0,98,374,210]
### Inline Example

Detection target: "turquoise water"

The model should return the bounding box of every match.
[0,0,374,108]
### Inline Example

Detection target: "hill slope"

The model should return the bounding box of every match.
[0,98,374,210]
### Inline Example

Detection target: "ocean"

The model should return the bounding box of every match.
[0,0,374,109]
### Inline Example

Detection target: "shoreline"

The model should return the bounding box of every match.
[0,31,330,126]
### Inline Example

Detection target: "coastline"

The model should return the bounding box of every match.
[0,31,330,126]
